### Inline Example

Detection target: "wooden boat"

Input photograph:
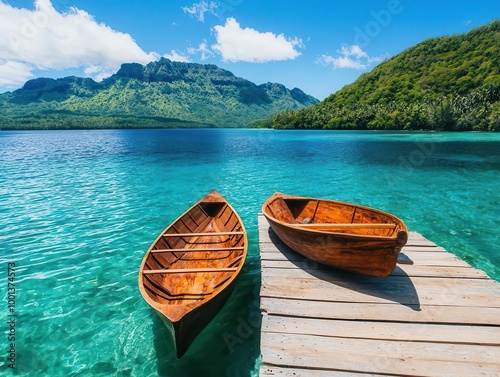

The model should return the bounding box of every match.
[262,193,408,277]
[138,191,247,357]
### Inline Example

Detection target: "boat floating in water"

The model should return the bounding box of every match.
[138,191,247,357]
[262,192,408,277]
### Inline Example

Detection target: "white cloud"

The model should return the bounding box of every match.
[316,45,385,70]
[163,50,191,63]
[0,0,159,88]
[187,40,215,61]
[317,54,367,69]
[340,45,368,59]
[0,61,35,87]
[183,1,219,22]
[212,18,302,63]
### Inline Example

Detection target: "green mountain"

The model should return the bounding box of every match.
[0,58,317,130]
[273,20,500,131]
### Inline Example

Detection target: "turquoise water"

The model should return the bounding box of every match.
[1,129,499,376]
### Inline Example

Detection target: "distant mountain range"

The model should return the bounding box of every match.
[3,20,499,131]
[0,58,318,130]
[272,20,500,131]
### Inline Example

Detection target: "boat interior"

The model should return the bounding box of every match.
[142,200,245,306]
[265,196,403,237]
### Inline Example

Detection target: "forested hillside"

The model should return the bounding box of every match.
[272,20,500,131]
[0,58,317,130]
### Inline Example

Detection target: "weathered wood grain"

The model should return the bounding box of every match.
[261,333,500,377]
[260,366,390,377]
[261,297,500,325]
[260,260,489,278]
[262,315,500,345]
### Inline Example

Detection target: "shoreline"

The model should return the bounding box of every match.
[1,126,498,133]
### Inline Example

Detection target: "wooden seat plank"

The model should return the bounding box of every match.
[163,231,244,237]
[151,246,244,253]
[143,267,238,275]
[290,223,397,230]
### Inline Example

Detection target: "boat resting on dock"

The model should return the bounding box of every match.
[262,192,408,277]
[138,191,247,357]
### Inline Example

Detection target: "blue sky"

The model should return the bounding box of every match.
[0,0,499,100]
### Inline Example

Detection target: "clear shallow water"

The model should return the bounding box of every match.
[1,129,499,376]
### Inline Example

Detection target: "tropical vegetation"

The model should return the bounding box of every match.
[271,20,500,131]
[0,59,317,130]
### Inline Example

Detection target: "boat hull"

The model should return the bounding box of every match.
[262,193,408,277]
[155,277,237,358]
[138,191,247,357]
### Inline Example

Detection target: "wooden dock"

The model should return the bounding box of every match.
[258,213,500,377]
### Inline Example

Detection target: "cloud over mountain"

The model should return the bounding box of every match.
[0,0,158,88]
[316,45,385,70]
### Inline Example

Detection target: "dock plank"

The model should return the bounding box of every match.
[260,366,392,377]
[260,250,471,268]
[262,267,494,289]
[261,297,500,325]
[262,315,500,345]
[261,277,500,307]
[258,214,500,376]
[261,259,489,278]
[261,333,500,377]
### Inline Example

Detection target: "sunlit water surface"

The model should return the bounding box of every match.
[1,129,499,376]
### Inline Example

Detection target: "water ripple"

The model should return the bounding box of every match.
[1,129,499,376]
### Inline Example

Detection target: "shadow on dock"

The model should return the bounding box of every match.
[267,228,421,311]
